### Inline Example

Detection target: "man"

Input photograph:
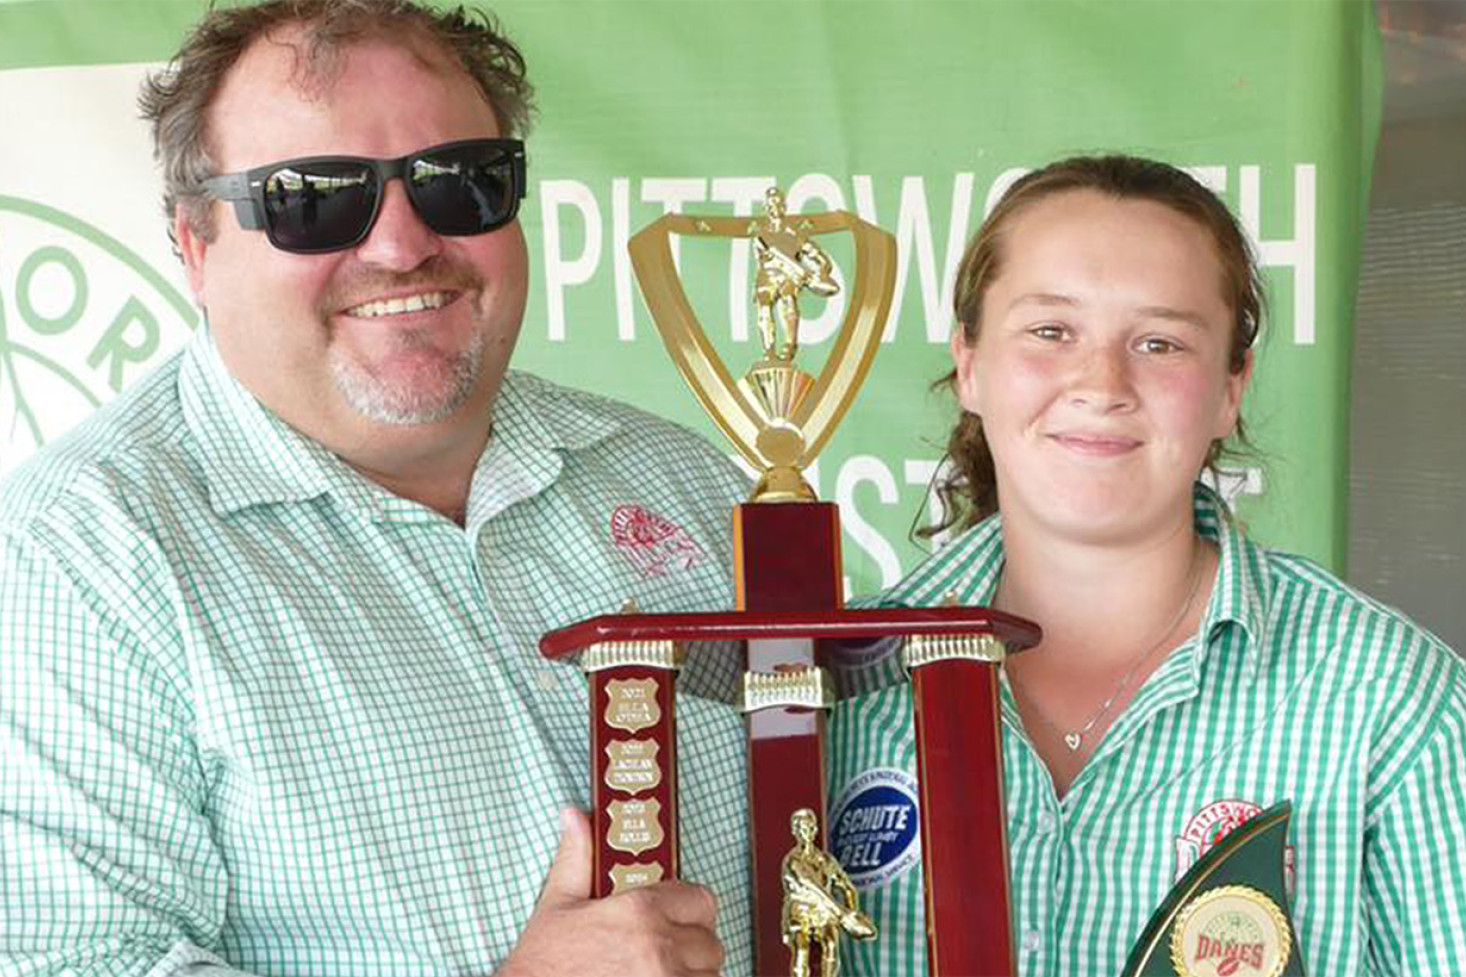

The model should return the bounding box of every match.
[0,3,748,975]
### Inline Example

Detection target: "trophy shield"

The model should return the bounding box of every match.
[1123,802,1306,977]
[542,188,1041,977]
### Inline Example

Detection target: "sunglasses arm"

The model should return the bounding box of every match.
[201,173,267,231]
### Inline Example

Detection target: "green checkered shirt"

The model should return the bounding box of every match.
[0,334,753,977]
[828,487,1466,976]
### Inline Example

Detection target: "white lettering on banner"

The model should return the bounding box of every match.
[1187,166,1228,195]
[852,174,974,344]
[903,458,953,552]
[535,165,1318,351]
[540,179,601,342]
[1241,164,1317,346]
[612,177,635,341]
[641,177,708,277]
[983,167,1030,219]
[710,176,775,343]
[1206,466,1265,505]
[836,455,904,590]
[787,173,850,346]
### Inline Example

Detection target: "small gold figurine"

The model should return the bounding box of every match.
[754,187,839,363]
[781,808,877,977]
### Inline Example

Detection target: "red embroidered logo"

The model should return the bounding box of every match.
[1175,799,1295,893]
[610,505,708,579]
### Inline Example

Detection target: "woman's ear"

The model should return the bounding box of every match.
[1215,348,1254,439]
[951,327,982,415]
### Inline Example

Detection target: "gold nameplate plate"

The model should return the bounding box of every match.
[607,798,665,856]
[609,861,666,894]
[604,739,662,795]
[604,678,661,732]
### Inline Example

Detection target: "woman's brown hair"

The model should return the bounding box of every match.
[927,154,1263,537]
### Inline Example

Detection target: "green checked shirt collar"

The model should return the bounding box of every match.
[884,484,1268,684]
[179,330,622,524]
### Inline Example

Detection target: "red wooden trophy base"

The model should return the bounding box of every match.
[542,503,1040,977]
[911,658,1014,975]
[736,502,842,976]
[588,664,679,897]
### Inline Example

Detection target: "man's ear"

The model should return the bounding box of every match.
[951,327,982,415]
[175,206,209,303]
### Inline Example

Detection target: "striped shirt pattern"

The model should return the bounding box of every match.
[0,334,754,977]
[828,487,1466,976]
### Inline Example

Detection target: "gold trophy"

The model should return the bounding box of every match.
[543,187,1040,976]
[629,186,894,974]
[628,186,895,503]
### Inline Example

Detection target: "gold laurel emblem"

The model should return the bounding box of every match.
[605,678,660,732]
[1170,885,1292,977]
[604,738,662,795]
[607,798,665,856]
[609,861,665,894]
[629,187,897,502]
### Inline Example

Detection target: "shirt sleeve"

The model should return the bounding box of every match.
[1361,649,1466,976]
[0,529,242,977]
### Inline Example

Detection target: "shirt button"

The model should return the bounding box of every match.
[536,670,557,692]
[1036,811,1057,834]
[1023,931,1042,953]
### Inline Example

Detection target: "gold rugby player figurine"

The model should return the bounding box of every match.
[753,187,839,363]
[781,808,877,977]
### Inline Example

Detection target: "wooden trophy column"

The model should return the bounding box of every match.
[735,501,843,977]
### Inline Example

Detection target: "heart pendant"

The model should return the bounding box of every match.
[1063,732,1083,752]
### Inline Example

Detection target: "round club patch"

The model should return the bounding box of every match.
[829,767,921,890]
[1170,885,1292,977]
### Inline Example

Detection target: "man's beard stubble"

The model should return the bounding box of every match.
[322,257,487,426]
[329,326,485,426]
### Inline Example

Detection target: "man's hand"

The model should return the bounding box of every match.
[498,808,725,977]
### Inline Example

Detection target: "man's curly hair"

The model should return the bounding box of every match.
[139,0,535,246]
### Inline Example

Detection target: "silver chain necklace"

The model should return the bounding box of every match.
[1015,549,1206,754]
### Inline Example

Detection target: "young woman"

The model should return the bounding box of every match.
[827,155,1466,976]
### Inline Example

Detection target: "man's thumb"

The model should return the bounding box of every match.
[539,807,593,905]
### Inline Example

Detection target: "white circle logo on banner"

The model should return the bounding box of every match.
[0,196,196,476]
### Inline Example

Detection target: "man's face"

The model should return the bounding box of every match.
[180,30,528,447]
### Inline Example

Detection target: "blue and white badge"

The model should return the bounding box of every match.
[829,767,921,890]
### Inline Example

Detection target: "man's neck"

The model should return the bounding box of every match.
[304,399,495,527]
[345,434,487,525]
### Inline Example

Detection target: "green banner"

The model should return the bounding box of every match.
[0,0,1380,594]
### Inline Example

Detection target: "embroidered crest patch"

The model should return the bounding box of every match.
[1175,799,1295,892]
[610,504,708,578]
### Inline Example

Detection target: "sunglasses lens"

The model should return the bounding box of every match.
[408,143,519,236]
[262,162,377,252]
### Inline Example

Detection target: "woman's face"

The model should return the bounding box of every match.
[953,189,1251,547]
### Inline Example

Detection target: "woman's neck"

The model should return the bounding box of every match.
[994,509,1210,670]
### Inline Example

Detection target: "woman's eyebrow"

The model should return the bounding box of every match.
[1007,292,1080,312]
[1134,305,1208,329]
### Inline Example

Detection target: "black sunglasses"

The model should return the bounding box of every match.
[202,138,527,254]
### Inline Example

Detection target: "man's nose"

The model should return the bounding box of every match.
[353,179,442,270]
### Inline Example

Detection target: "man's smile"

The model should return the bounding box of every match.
[343,289,456,318]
